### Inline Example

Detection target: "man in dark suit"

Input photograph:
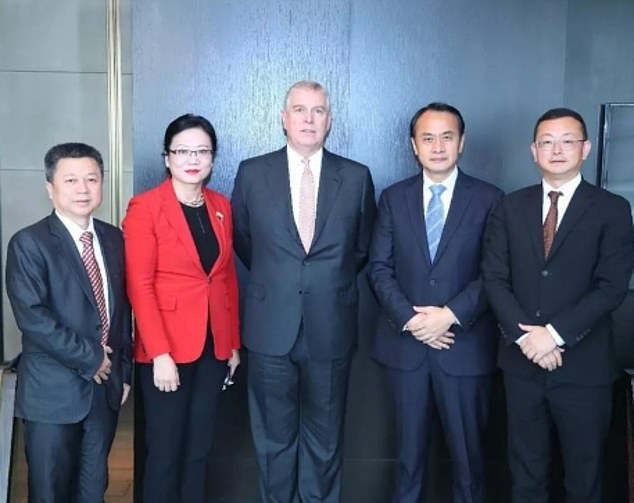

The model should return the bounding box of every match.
[231,80,376,502]
[368,103,502,503]
[482,108,634,503]
[5,142,132,503]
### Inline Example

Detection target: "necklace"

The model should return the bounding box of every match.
[178,192,205,207]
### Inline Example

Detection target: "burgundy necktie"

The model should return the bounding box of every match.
[298,159,316,252]
[543,191,562,258]
[80,231,109,345]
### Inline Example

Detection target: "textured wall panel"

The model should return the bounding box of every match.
[133,0,352,196]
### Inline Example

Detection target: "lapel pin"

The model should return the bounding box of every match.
[216,211,224,223]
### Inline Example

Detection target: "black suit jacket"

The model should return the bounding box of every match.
[482,181,634,385]
[369,170,503,375]
[231,147,376,359]
[6,212,132,423]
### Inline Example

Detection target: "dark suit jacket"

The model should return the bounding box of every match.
[369,170,503,375]
[482,181,634,385]
[5,212,132,423]
[231,147,376,360]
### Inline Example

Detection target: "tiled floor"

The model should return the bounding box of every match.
[10,396,134,503]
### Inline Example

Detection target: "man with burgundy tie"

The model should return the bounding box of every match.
[369,103,503,502]
[231,80,376,502]
[482,108,634,502]
[5,142,132,502]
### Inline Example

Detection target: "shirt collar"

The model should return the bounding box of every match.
[542,173,582,198]
[55,210,96,242]
[287,145,323,169]
[422,166,458,192]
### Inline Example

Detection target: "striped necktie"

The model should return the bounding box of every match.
[426,184,446,261]
[80,231,109,345]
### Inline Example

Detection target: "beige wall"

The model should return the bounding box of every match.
[0,0,133,360]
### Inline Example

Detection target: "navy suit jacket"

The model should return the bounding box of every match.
[231,147,376,360]
[369,170,502,376]
[482,181,634,385]
[6,212,132,423]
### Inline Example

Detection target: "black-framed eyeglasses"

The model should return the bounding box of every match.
[167,148,213,159]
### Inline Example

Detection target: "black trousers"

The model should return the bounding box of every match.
[138,336,227,503]
[504,373,612,503]
[24,382,118,503]
[248,329,352,503]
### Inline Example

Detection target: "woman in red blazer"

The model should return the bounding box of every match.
[123,114,240,503]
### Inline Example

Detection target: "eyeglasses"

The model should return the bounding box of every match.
[535,138,586,151]
[168,148,213,159]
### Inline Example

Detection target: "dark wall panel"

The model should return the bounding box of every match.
[133,0,352,196]
[348,0,568,193]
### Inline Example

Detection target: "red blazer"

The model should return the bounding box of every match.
[122,179,240,363]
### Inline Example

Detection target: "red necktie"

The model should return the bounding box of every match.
[543,191,561,258]
[80,231,109,345]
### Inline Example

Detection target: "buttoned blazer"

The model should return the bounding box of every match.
[5,213,132,423]
[368,170,503,375]
[123,179,240,363]
[482,181,634,384]
[231,147,376,360]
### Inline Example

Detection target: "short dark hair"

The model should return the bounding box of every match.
[533,108,588,141]
[44,142,104,182]
[409,102,465,139]
[163,114,217,157]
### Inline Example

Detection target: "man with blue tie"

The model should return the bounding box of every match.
[369,103,502,503]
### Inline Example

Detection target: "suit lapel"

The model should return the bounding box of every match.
[312,150,343,248]
[48,213,99,312]
[159,180,206,275]
[204,191,227,276]
[521,186,545,262]
[263,148,300,245]
[405,174,433,264]
[433,170,474,263]
[548,180,595,259]
[94,221,118,317]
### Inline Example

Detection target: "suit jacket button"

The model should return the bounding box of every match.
[535,310,541,318]
[299,290,303,294]
[303,260,310,266]
[429,279,436,286]
[541,270,549,277]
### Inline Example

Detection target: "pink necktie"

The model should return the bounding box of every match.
[298,159,316,252]
[80,231,109,345]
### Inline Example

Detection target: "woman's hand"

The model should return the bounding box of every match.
[228,349,240,378]
[153,353,180,392]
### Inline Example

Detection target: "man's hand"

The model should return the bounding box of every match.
[153,353,180,392]
[93,345,113,384]
[121,383,131,405]
[518,323,557,363]
[406,306,457,349]
[535,348,564,371]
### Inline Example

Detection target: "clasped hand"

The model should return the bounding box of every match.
[406,306,456,350]
[518,323,564,371]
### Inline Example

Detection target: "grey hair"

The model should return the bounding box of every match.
[283,80,331,111]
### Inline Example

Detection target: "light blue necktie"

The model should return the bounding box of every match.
[426,184,446,260]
